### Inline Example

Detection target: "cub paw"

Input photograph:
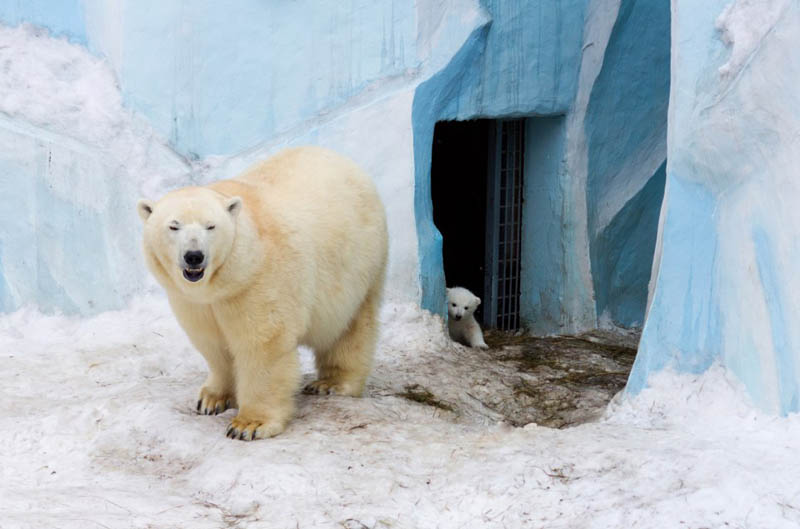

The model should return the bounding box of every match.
[225,414,285,441]
[196,388,234,416]
[303,379,362,397]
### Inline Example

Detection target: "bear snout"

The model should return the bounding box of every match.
[454,314,462,321]
[184,250,205,267]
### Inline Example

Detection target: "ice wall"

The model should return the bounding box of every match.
[0,0,86,44]
[84,1,422,158]
[0,0,669,332]
[413,0,591,321]
[585,0,669,329]
[414,0,669,335]
[629,0,800,415]
[0,2,485,312]
[0,25,187,314]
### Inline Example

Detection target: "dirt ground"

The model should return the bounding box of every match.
[373,325,640,429]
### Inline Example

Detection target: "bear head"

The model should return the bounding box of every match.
[446,286,481,322]
[138,187,242,296]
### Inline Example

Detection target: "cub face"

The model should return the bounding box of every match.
[137,188,242,294]
[446,287,481,322]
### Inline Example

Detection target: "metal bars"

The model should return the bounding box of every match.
[484,119,525,331]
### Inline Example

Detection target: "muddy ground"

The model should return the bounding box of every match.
[370,324,639,429]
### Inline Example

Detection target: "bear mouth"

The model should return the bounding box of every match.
[182,268,205,282]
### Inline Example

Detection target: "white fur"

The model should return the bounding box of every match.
[138,146,388,440]
[446,287,488,349]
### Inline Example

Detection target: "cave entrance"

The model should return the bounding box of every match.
[431,118,526,331]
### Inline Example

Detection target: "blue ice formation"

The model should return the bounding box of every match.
[0,118,143,314]
[3,0,795,415]
[0,0,86,44]
[0,1,482,314]
[630,0,800,415]
[414,0,668,335]
[0,0,666,334]
[412,0,590,326]
[585,0,670,328]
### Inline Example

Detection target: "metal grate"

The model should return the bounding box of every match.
[485,119,525,330]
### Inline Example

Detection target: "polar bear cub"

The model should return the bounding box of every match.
[447,287,489,349]
[137,146,388,441]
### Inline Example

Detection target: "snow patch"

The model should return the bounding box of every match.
[716,0,790,77]
[0,23,187,198]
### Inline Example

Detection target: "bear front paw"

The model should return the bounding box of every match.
[196,387,235,416]
[225,414,285,441]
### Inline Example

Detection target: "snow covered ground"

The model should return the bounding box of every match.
[2,296,800,529]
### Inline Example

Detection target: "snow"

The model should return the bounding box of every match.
[0,23,186,196]
[2,297,800,528]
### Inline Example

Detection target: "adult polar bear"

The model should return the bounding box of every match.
[138,147,388,441]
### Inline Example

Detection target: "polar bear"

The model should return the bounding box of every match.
[137,146,388,441]
[446,287,489,349]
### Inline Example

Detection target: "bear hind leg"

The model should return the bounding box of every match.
[304,286,380,397]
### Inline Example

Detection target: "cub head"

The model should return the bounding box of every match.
[446,286,481,322]
[137,188,242,292]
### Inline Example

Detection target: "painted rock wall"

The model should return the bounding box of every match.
[629,0,800,415]
[0,0,669,341]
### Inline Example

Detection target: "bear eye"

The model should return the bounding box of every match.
[207,225,215,231]
[451,303,456,307]
[464,306,468,309]
[169,225,179,231]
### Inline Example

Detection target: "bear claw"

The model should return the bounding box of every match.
[196,391,234,416]
[225,423,257,441]
[303,379,360,397]
[225,416,285,441]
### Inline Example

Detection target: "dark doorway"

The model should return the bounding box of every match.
[431,119,490,323]
[431,119,526,330]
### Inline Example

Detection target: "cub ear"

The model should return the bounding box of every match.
[137,199,154,222]
[475,296,481,306]
[226,196,243,217]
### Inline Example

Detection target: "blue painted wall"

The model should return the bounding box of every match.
[519,116,569,334]
[628,176,720,393]
[592,162,665,327]
[628,0,800,414]
[585,0,670,328]
[0,0,86,43]
[0,0,669,340]
[0,122,142,315]
[414,0,668,333]
[413,0,589,316]
[108,0,419,158]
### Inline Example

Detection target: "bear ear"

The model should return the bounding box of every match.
[137,199,154,222]
[475,296,481,306]
[226,196,243,217]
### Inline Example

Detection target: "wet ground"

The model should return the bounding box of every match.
[480,329,639,428]
[379,326,639,429]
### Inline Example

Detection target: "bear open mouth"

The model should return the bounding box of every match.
[182,268,205,282]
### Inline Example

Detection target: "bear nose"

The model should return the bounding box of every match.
[455,315,462,321]
[184,251,205,267]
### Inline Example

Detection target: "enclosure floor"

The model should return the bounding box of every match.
[3,299,800,528]
[375,326,639,429]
